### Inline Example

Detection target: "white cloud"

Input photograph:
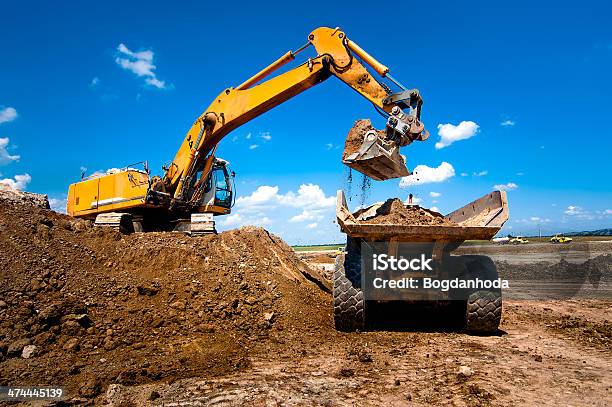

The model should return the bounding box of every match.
[0,107,18,124]
[228,183,335,229]
[435,121,479,149]
[245,133,252,140]
[115,43,167,89]
[145,77,166,89]
[49,197,67,213]
[249,144,258,150]
[290,209,325,223]
[605,209,612,215]
[429,192,441,198]
[89,77,100,88]
[220,213,271,227]
[250,216,272,226]
[405,196,422,205]
[515,217,550,224]
[501,120,515,127]
[260,132,272,141]
[222,213,243,226]
[235,184,334,212]
[516,172,524,176]
[400,162,455,187]
[493,182,518,191]
[0,173,31,191]
[279,184,336,209]
[474,170,488,176]
[563,206,594,220]
[235,185,280,210]
[325,143,334,150]
[564,205,584,216]
[460,172,469,177]
[307,222,318,229]
[430,206,440,213]
[529,217,550,223]
[0,138,20,165]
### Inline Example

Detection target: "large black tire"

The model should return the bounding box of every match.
[462,255,502,334]
[333,237,365,332]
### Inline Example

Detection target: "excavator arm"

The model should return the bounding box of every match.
[164,27,428,205]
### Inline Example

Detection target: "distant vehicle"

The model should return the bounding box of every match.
[550,235,573,244]
[492,237,510,244]
[510,236,529,244]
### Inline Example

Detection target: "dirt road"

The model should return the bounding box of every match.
[105,298,611,406]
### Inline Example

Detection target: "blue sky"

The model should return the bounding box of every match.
[1,0,610,244]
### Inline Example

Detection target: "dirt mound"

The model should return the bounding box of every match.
[0,197,331,400]
[342,119,384,159]
[362,198,456,226]
[0,186,49,209]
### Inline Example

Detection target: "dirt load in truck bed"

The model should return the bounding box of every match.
[361,198,457,226]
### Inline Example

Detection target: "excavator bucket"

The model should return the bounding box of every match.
[342,119,410,181]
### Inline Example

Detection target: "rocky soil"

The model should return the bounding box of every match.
[0,194,330,401]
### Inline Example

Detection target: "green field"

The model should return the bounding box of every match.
[292,244,344,252]
[292,235,610,251]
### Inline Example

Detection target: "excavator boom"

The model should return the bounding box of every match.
[164,27,428,202]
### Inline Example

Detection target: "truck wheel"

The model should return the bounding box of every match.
[465,290,502,333]
[462,255,502,334]
[333,237,365,332]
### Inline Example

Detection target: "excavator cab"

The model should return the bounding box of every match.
[196,158,233,214]
[210,159,233,209]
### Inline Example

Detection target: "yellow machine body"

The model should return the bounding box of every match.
[67,170,150,218]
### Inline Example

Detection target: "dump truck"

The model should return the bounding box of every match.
[66,26,428,233]
[334,190,509,333]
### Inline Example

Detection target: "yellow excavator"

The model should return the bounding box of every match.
[67,26,428,233]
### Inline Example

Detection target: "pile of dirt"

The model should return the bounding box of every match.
[342,119,384,160]
[0,196,331,401]
[362,198,456,226]
[0,186,49,209]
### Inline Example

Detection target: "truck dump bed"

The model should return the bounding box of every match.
[336,190,509,242]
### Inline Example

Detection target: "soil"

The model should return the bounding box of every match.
[362,198,457,226]
[1,193,611,405]
[0,186,49,209]
[342,119,384,160]
[0,195,330,401]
